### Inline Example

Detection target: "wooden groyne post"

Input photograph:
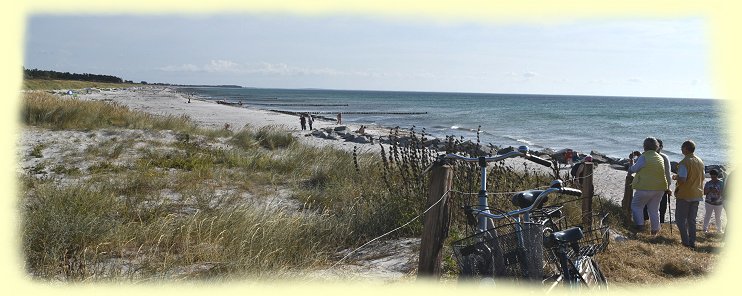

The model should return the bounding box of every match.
[581,162,595,228]
[417,162,453,279]
[622,173,634,226]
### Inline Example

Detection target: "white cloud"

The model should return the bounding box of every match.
[203,60,241,72]
[157,63,200,72]
[628,78,642,83]
[156,60,442,80]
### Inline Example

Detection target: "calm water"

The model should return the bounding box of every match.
[182,87,729,165]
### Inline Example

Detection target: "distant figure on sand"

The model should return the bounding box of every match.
[306,113,314,130]
[628,137,668,236]
[565,149,574,165]
[356,125,366,135]
[337,113,342,125]
[703,169,724,234]
[299,115,307,131]
[631,151,641,161]
[674,140,704,249]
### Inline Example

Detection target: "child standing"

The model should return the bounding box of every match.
[703,169,725,233]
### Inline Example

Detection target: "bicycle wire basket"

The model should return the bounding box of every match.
[543,212,610,263]
[452,221,546,281]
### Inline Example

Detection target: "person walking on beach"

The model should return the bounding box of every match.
[306,113,314,130]
[299,114,307,131]
[628,137,668,236]
[336,112,342,125]
[673,140,705,249]
[703,169,724,234]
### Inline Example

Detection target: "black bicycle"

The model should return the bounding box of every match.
[446,147,609,289]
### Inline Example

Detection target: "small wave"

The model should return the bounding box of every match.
[502,135,534,146]
[450,125,479,132]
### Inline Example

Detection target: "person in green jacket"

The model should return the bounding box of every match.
[673,140,705,249]
[629,137,669,235]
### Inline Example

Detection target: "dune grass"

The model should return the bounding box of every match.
[19,91,722,284]
[19,92,427,280]
[23,91,197,132]
[23,79,138,90]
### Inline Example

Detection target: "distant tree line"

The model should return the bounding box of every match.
[23,68,125,83]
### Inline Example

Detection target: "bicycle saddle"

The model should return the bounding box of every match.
[551,227,584,243]
[511,190,547,209]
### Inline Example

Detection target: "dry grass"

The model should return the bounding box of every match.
[597,228,724,287]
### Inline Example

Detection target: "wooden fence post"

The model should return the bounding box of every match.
[622,173,634,226]
[581,162,594,228]
[417,163,453,279]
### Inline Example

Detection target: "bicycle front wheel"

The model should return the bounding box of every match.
[458,245,495,278]
[575,256,608,289]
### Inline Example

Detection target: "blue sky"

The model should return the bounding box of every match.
[24,14,713,98]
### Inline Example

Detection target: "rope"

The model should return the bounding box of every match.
[331,189,451,268]
[572,171,595,180]
[450,187,551,197]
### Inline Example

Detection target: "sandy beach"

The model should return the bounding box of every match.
[71,87,632,203]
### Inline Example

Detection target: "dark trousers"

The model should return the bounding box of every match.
[676,199,699,247]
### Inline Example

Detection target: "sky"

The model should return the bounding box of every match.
[23,14,714,98]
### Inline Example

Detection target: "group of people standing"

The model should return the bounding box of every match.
[299,113,314,131]
[299,112,345,130]
[628,137,725,249]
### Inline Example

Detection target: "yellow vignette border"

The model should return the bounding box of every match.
[3,1,739,295]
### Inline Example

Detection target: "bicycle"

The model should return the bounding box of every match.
[538,206,609,290]
[445,146,609,289]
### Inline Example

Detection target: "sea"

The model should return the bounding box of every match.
[181,87,729,166]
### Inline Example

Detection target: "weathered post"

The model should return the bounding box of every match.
[622,173,634,226]
[581,162,595,228]
[417,162,454,279]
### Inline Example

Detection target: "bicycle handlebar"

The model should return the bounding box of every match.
[470,187,582,220]
[525,154,552,167]
[444,146,552,168]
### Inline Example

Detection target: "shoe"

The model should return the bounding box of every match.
[650,230,659,236]
[631,225,645,233]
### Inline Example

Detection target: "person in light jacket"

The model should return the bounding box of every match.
[629,137,668,236]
